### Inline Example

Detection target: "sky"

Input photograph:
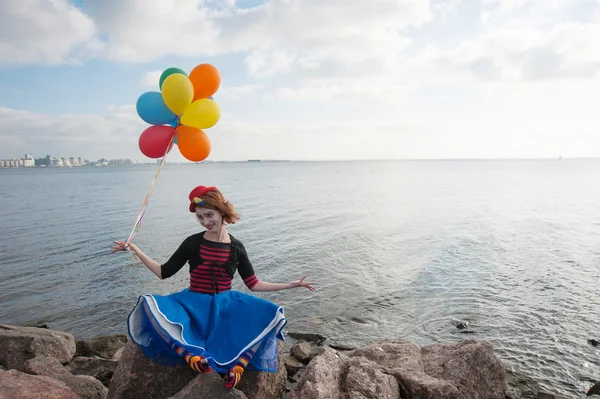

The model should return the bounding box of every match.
[0,0,599,162]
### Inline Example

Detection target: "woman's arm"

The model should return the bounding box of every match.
[112,241,163,279]
[250,276,316,292]
[128,243,163,279]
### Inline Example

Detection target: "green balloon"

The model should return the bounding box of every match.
[159,68,188,89]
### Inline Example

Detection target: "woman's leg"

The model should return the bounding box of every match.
[224,342,261,389]
[172,343,212,373]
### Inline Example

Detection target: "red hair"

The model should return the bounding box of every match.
[194,189,239,224]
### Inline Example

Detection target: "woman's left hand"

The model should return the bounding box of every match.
[291,275,316,292]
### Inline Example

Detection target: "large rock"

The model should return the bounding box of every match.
[108,339,198,399]
[345,356,400,399]
[235,340,287,399]
[0,324,76,371]
[169,372,248,398]
[351,340,505,399]
[288,347,349,399]
[421,340,506,399]
[76,335,128,360]
[0,369,80,399]
[24,355,108,399]
[66,356,119,387]
[109,337,288,399]
[290,340,507,399]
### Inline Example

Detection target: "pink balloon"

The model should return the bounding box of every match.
[138,125,176,158]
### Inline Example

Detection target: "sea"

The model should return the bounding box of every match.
[0,160,598,397]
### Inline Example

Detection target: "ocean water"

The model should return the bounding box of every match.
[0,160,598,396]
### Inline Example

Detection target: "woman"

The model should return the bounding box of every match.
[112,185,315,389]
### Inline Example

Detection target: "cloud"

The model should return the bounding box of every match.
[0,0,98,66]
[0,106,146,160]
[84,0,220,62]
[245,49,295,77]
[272,80,412,106]
[218,84,263,100]
[141,70,163,88]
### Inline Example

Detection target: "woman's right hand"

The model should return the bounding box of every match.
[111,241,134,253]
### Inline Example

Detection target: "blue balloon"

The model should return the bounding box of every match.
[174,134,178,145]
[169,117,180,127]
[136,91,177,125]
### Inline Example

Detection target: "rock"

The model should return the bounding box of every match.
[0,324,76,371]
[287,332,326,345]
[345,356,400,399]
[588,381,600,396]
[348,340,423,371]
[25,322,50,329]
[291,342,312,364]
[456,322,469,330]
[348,339,505,399]
[66,356,119,387]
[329,343,356,352]
[235,340,287,399]
[504,368,539,399]
[422,340,506,399]
[589,339,599,347]
[288,347,349,399]
[284,355,305,377]
[24,355,108,399]
[169,372,248,398]
[76,334,128,359]
[24,355,72,378]
[108,339,198,399]
[0,369,80,399]
[0,365,5,372]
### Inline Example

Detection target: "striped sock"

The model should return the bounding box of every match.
[173,344,211,373]
[224,344,258,389]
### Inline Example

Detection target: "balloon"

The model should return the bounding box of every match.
[189,63,220,100]
[138,126,175,158]
[159,67,187,89]
[161,74,194,115]
[136,92,176,125]
[174,133,178,146]
[177,126,211,162]
[180,99,221,129]
[169,116,180,128]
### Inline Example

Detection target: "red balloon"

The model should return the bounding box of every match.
[138,125,176,158]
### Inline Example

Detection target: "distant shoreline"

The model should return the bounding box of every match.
[1,156,600,169]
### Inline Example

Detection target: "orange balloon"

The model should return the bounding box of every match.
[177,125,211,162]
[189,63,221,100]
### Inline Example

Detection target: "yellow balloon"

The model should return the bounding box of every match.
[161,74,194,115]
[180,99,221,129]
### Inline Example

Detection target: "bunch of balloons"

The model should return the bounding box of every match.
[135,63,221,162]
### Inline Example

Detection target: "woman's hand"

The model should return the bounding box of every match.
[111,241,133,253]
[290,275,316,292]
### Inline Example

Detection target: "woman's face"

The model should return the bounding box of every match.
[196,207,223,232]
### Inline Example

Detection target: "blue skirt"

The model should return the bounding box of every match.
[127,288,287,374]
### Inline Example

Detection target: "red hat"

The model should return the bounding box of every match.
[188,186,217,213]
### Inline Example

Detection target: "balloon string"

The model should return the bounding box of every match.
[125,133,176,261]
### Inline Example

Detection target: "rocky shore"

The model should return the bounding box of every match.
[1,324,598,399]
